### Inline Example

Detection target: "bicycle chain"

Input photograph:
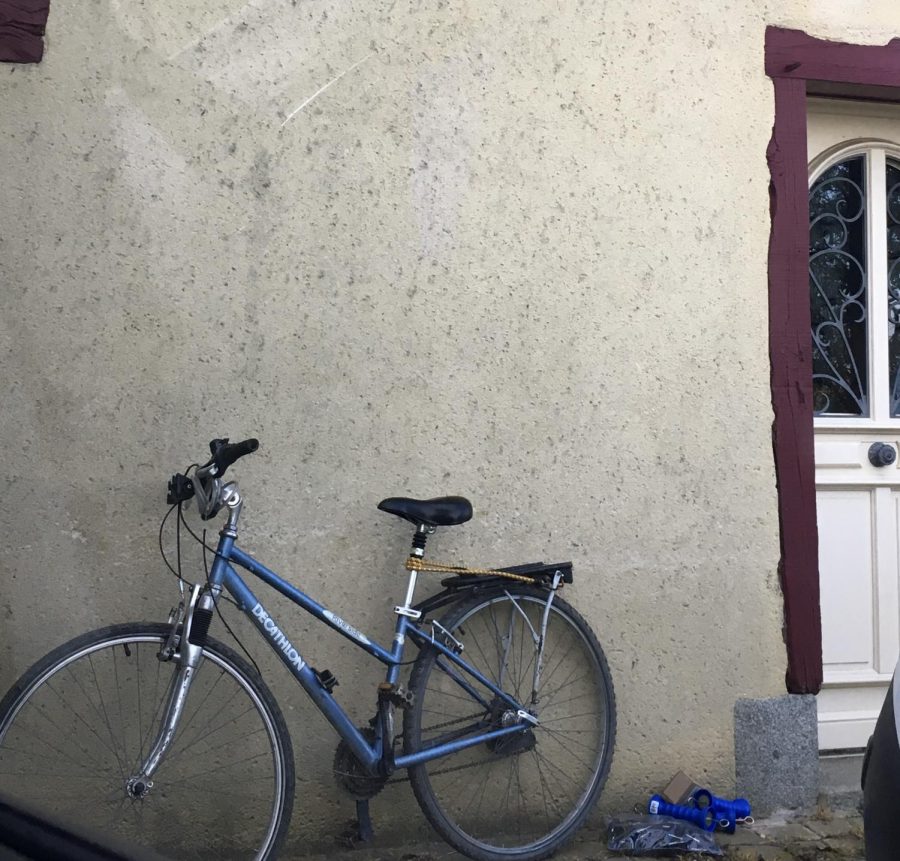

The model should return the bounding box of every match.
[334,754,493,787]
[335,711,528,787]
[384,712,498,785]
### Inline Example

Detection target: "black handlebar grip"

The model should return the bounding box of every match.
[210,437,260,475]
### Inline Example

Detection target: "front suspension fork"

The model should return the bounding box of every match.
[127,584,213,796]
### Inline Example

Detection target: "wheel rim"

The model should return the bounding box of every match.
[413,594,613,853]
[0,631,285,861]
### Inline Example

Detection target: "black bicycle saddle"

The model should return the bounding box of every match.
[377,496,473,527]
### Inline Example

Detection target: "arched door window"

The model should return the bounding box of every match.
[810,144,900,420]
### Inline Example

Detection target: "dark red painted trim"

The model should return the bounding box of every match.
[765,26,900,694]
[766,75,821,694]
[0,0,50,64]
[766,27,900,86]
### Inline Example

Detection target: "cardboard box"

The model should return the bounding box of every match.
[661,771,701,805]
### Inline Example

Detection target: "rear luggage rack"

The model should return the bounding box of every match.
[440,561,573,589]
[413,562,574,619]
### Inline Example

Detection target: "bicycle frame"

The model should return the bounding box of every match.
[202,533,533,775]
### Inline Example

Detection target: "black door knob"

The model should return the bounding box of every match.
[869,443,897,467]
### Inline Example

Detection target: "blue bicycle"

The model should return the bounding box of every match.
[0,439,616,861]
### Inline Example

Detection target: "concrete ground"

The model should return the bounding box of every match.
[283,751,868,860]
[286,802,865,861]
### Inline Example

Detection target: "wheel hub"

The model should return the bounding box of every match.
[486,699,538,757]
[126,777,153,798]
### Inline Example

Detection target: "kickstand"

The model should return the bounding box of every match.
[355,799,374,843]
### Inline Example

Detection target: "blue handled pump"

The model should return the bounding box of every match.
[647,795,717,831]
[648,789,752,833]
[690,789,752,833]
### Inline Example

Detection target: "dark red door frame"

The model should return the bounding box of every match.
[0,0,50,63]
[766,27,900,694]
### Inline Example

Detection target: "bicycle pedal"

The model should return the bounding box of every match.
[314,667,339,693]
[378,682,415,710]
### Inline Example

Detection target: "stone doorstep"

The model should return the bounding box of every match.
[718,810,864,860]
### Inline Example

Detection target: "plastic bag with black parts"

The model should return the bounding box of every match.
[607,814,724,856]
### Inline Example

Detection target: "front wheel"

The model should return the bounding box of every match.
[0,623,294,861]
[404,586,616,861]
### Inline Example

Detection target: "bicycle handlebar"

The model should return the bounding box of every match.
[167,438,259,508]
[207,438,259,476]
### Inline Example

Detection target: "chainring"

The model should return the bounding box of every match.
[332,727,388,800]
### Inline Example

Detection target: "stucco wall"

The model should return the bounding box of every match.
[1,0,899,848]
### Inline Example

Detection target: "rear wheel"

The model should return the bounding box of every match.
[404,587,616,861]
[0,623,294,861]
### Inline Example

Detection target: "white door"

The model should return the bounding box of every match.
[809,98,900,750]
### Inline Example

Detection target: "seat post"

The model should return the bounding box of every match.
[395,524,430,620]
[410,523,429,559]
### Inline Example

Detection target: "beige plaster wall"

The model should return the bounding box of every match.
[1,0,898,847]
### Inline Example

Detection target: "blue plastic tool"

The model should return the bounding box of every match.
[690,789,752,834]
[647,795,717,831]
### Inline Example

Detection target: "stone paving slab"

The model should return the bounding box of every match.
[283,808,865,860]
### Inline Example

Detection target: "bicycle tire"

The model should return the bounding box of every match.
[0,622,294,861]
[403,586,616,861]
